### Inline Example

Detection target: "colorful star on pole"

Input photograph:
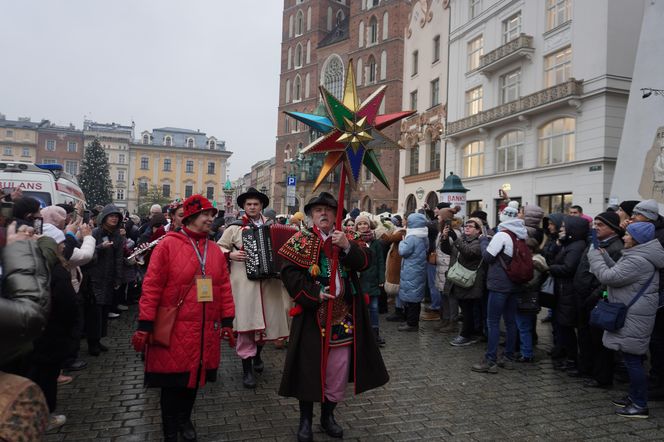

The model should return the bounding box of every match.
[284,59,415,190]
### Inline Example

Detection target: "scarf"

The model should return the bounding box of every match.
[405,226,428,238]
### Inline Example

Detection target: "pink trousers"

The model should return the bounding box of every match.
[325,346,351,402]
[236,332,258,359]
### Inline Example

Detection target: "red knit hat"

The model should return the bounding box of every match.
[182,195,217,221]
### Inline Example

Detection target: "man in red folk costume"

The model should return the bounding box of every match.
[132,195,235,442]
[218,187,292,388]
[277,192,389,442]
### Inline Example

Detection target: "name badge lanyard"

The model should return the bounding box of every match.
[183,231,209,277]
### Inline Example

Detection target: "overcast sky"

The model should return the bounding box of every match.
[0,0,283,180]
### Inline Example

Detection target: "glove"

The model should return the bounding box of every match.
[221,327,236,348]
[132,331,149,352]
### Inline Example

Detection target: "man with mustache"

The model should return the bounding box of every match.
[277,192,389,442]
[218,187,291,389]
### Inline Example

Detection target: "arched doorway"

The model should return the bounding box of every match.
[405,194,416,214]
[361,195,372,213]
[425,191,439,209]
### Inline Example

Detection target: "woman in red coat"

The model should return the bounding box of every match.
[132,195,235,442]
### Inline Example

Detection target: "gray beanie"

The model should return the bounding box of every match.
[633,199,660,221]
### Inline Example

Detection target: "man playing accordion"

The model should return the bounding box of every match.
[217,187,292,389]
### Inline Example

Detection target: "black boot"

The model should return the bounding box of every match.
[241,358,256,389]
[374,328,386,347]
[253,345,264,373]
[162,415,179,442]
[385,307,405,322]
[177,412,197,441]
[297,401,314,442]
[321,401,343,438]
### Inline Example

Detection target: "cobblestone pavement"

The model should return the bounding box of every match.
[46,307,664,441]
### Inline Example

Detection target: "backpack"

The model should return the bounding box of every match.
[499,230,534,284]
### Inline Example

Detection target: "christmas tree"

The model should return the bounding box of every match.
[79,137,113,207]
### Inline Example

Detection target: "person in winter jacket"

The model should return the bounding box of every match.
[436,207,461,332]
[549,216,589,373]
[440,217,485,346]
[83,204,125,356]
[588,222,664,418]
[356,215,386,346]
[27,233,78,431]
[383,223,407,322]
[132,195,235,442]
[541,213,565,351]
[472,205,527,373]
[0,222,50,374]
[397,212,429,331]
[521,204,545,245]
[573,212,624,387]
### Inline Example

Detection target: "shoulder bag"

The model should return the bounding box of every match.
[538,275,556,309]
[447,258,483,289]
[590,272,655,332]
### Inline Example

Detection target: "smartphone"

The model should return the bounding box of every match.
[445,219,452,227]
[590,228,600,249]
[83,209,91,224]
[102,236,109,243]
[33,218,43,235]
[0,201,13,219]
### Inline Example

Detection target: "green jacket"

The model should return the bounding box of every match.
[359,239,385,297]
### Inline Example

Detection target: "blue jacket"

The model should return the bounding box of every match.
[398,213,429,303]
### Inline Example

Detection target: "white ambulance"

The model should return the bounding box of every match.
[0,161,86,207]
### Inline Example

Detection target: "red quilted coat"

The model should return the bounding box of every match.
[138,229,235,389]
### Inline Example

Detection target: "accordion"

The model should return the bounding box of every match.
[242,224,298,280]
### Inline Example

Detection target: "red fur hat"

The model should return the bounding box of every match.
[182,195,217,222]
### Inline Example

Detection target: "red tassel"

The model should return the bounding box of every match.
[289,304,303,317]
[364,293,370,305]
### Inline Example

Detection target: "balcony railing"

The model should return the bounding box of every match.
[478,34,534,74]
[446,79,583,136]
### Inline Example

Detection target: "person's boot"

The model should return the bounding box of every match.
[374,328,386,346]
[253,345,264,373]
[386,307,405,322]
[241,358,256,389]
[320,401,343,438]
[177,412,197,441]
[162,414,179,442]
[297,401,314,442]
[88,341,101,357]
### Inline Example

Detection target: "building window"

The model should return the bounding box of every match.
[206,186,214,201]
[463,141,484,177]
[538,193,573,214]
[162,184,171,198]
[67,141,77,152]
[140,157,149,170]
[296,10,304,35]
[43,159,57,165]
[285,116,291,133]
[46,140,56,151]
[142,134,149,144]
[430,78,440,107]
[209,140,216,149]
[367,55,377,84]
[116,189,125,200]
[323,55,344,100]
[544,46,572,87]
[117,169,125,181]
[465,86,483,116]
[295,43,303,68]
[6,130,13,137]
[138,182,148,196]
[500,69,521,103]
[410,90,418,111]
[186,160,194,173]
[164,136,172,147]
[294,75,302,101]
[336,9,345,26]
[22,147,30,157]
[409,145,419,175]
[467,200,482,216]
[207,162,215,174]
[467,35,483,71]
[429,139,441,171]
[412,50,418,76]
[546,0,571,31]
[433,35,440,63]
[539,118,575,165]
[470,0,482,18]
[185,185,193,198]
[163,158,172,171]
[187,138,194,148]
[3,147,12,156]
[496,130,524,173]
[118,153,126,164]
[368,16,378,44]
[502,13,522,43]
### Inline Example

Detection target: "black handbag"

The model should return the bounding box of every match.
[590,273,654,332]
[517,291,540,314]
